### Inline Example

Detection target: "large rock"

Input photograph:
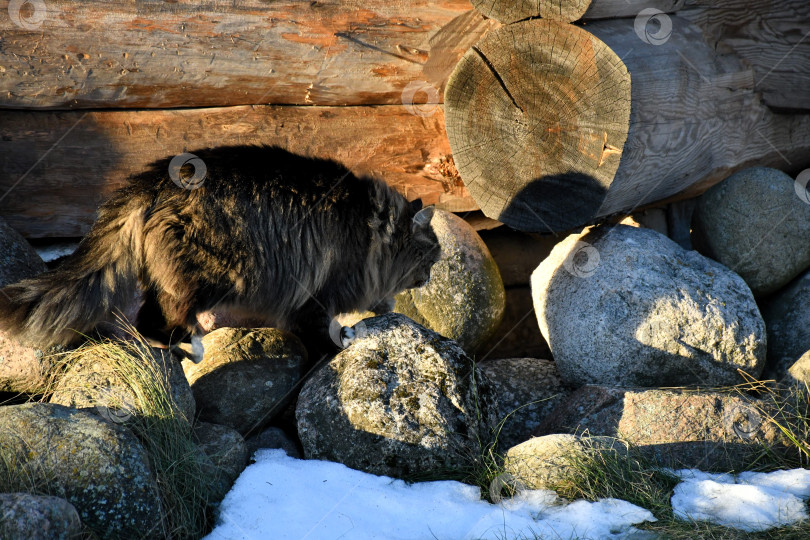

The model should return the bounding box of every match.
[692,167,810,296]
[183,328,307,435]
[0,493,81,540]
[531,225,766,387]
[0,330,65,394]
[786,350,810,386]
[534,386,788,470]
[0,220,60,394]
[50,344,195,423]
[394,210,505,354]
[477,358,570,451]
[0,216,46,288]
[761,269,810,381]
[193,421,249,494]
[296,313,498,478]
[0,403,162,538]
[504,434,623,491]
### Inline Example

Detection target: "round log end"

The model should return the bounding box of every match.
[471,0,593,24]
[444,19,631,232]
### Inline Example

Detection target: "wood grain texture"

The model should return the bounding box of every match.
[679,0,810,111]
[591,16,810,216]
[0,0,494,109]
[444,19,631,232]
[0,105,474,238]
[470,0,684,23]
[444,15,810,232]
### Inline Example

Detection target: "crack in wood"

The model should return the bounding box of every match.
[335,32,422,64]
[471,45,524,114]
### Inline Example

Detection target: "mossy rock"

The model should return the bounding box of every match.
[0,403,161,538]
[395,210,505,354]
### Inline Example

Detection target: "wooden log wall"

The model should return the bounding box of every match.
[0,0,808,237]
[443,1,810,232]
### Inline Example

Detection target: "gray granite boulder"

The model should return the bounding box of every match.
[194,421,249,495]
[395,210,505,354]
[0,217,46,288]
[478,358,570,450]
[692,167,810,296]
[0,221,61,394]
[531,225,766,387]
[503,434,624,491]
[0,493,81,540]
[533,386,788,470]
[786,350,810,386]
[296,313,498,478]
[50,344,195,423]
[0,330,66,394]
[761,269,810,381]
[183,328,307,435]
[0,403,161,538]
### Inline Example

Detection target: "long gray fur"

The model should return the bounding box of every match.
[0,145,440,350]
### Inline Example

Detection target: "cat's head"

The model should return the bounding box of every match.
[397,205,441,290]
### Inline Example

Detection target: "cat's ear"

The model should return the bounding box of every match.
[411,206,434,233]
[410,199,423,213]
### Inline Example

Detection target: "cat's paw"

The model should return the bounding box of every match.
[339,326,356,348]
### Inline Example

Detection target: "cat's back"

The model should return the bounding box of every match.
[129,145,372,205]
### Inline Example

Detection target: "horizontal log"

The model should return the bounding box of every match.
[592,17,810,215]
[0,0,496,109]
[471,0,685,24]
[0,105,475,238]
[680,0,810,111]
[444,16,810,232]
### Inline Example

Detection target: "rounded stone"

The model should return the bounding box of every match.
[692,167,810,296]
[395,209,505,354]
[504,434,622,491]
[478,358,570,451]
[0,403,162,537]
[533,386,788,470]
[531,225,766,387]
[0,493,81,540]
[0,216,46,288]
[296,313,499,478]
[50,344,195,423]
[194,421,249,492]
[183,328,307,435]
[761,268,810,381]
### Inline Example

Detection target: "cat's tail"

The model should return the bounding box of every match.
[0,192,147,347]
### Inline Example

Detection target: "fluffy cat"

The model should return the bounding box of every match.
[0,145,440,359]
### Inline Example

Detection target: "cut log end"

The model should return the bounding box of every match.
[444,19,630,232]
[471,0,593,24]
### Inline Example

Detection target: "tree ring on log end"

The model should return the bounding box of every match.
[444,19,630,232]
[471,0,593,24]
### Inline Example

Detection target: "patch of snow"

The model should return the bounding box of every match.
[738,468,810,498]
[671,468,810,532]
[205,450,656,540]
[34,242,79,263]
